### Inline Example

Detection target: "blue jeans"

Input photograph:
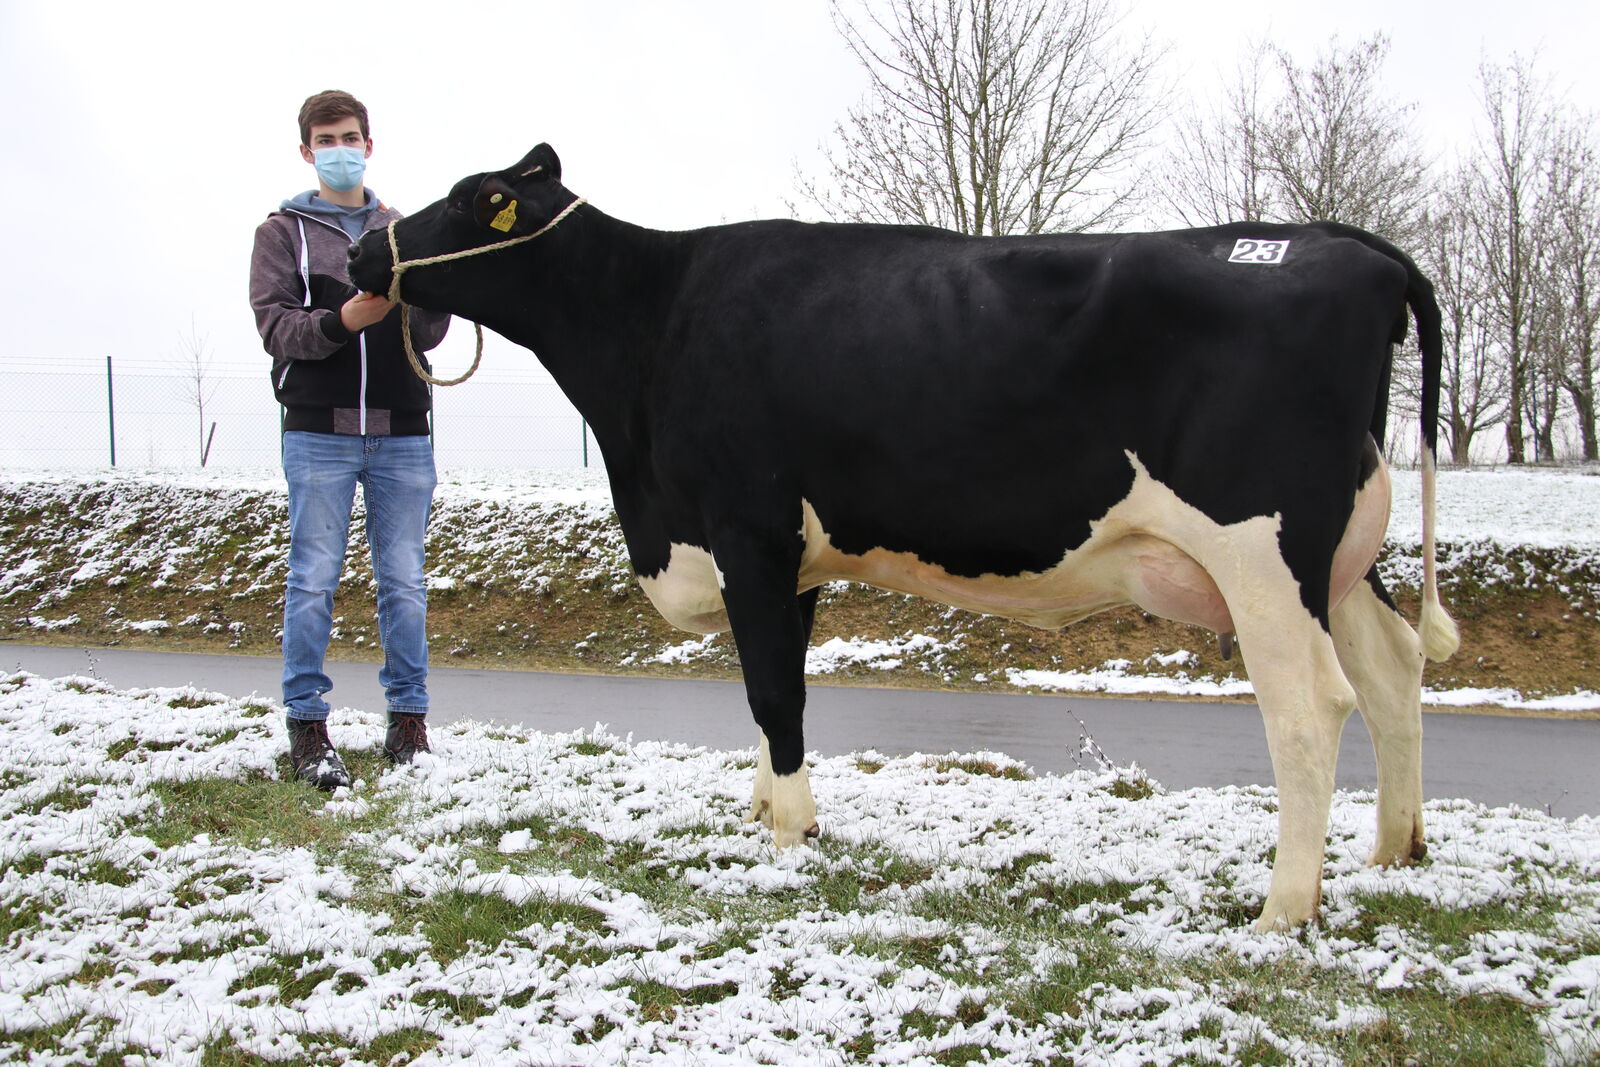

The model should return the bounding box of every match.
[281,431,436,722]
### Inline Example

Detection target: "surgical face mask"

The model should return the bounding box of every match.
[312,144,367,192]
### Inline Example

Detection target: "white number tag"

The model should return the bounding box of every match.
[1228,239,1290,265]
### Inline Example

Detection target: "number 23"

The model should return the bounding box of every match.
[1229,239,1288,264]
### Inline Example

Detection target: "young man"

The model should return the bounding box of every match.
[249,90,451,790]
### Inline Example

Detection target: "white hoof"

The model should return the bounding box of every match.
[772,820,821,849]
[1252,893,1318,932]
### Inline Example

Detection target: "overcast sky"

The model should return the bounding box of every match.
[1,0,1596,386]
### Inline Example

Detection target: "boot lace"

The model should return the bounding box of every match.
[391,715,430,752]
[291,720,334,763]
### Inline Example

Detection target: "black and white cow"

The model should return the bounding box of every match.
[349,145,1459,929]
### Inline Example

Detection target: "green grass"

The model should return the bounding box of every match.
[13,784,93,815]
[5,1017,132,1067]
[227,953,342,1002]
[199,1028,439,1067]
[929,756,1034,781]
[1346,890,1556,946]
[408,886,609,965]
[145,776,345,850]
[141,752,405,851]
[1334,990,1545,1066]
[621,977,742,1021]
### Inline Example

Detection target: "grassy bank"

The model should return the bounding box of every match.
[2,469,1597,714]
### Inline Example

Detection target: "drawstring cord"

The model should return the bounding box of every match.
[383,196,586,386]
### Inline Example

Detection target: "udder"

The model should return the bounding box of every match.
[1120,535,1235,633]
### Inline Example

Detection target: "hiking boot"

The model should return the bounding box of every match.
[286,717,352,791]
[385,711,431,765]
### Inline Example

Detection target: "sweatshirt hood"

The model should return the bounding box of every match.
[280,189,382,241]
[280,188,378,216]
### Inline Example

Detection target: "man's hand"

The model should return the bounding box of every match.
[340,291,395,333]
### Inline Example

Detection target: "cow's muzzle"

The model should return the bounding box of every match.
[346,235,393,297]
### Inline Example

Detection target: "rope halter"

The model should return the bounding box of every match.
[384,195,586,386]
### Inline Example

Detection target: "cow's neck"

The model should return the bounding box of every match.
[475,206,685,449]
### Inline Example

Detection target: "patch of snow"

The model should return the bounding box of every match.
[1008,662,1254,699]
[805,633,959,673]
[653,634,719,665]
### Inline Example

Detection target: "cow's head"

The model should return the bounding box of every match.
[347,143,576,324]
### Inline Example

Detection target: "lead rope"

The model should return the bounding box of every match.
[384,196,586,386]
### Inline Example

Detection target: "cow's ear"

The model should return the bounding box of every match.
[473,175,527,232]
[507,143,561,183]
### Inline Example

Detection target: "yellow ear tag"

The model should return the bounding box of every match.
[490,199,518,232]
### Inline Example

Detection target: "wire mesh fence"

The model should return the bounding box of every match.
[0,358,597,471]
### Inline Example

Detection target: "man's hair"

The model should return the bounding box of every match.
[298,90,370,146]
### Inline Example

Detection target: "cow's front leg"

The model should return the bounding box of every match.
[747,587,822,831]
[716,528,819,847]
[747,732,817,845]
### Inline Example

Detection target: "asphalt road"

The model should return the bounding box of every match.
[4,643,1595,816]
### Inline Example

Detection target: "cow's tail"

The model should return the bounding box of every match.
[1403,253,1461,663]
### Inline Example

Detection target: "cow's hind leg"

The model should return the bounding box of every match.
[1181,520,1356,930]
[1331,571,1427,866]
[1238,616,1357,930]
[715,528,818,847]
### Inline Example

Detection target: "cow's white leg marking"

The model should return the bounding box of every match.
[747,732,820,844]
[1331,578,1427,867]
[772,764,820,847]
[1108,454,1355,930]
[748,732,775,827]
[748,733,818,845]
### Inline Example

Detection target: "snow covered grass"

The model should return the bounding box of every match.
[4,672,1597,1066]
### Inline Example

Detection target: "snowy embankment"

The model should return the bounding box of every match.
[6,465,1599,710]
[3,672,1598,1065]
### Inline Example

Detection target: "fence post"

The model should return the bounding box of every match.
[106,355,116,467]
[581,418,589,467]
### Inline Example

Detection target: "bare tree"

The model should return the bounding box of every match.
[798,0,1166,235]
[1470,55,1559,465]
[1417,168,1508,464]
[1159,34,1430,246]
[1262,35,1431,246]
[177,317,219,467]
[1162,43,1275,226]
[1541,117,1600,459]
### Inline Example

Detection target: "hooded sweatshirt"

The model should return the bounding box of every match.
[249,190,450,435]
